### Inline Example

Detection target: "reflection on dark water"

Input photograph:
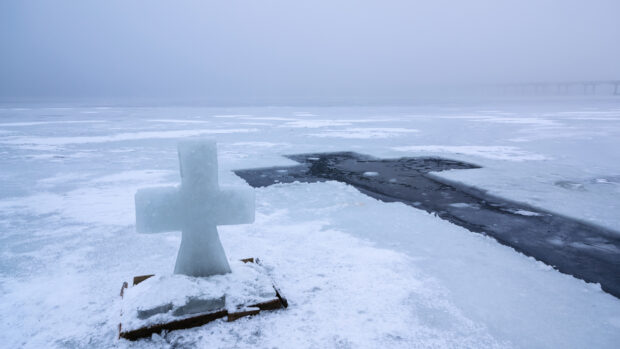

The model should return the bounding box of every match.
[235,152,620,299]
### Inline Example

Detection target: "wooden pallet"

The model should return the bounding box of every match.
[118,258,287,341]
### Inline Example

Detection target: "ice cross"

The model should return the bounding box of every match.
[134,139,254,277]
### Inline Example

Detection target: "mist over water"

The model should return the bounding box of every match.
[1,0,619,105]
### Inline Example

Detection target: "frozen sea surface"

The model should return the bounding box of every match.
[1,100,620,348]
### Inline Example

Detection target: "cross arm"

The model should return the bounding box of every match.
[135,186,182,233]
[215,186,255,226]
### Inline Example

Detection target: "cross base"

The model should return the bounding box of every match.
[118,258,287,341]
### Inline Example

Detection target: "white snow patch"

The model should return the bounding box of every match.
[228,141,289,148]
[91,170,173,184]
[1,128,258,146]
[146,119,210,124]
[511,209,543,216]
[37,172,93,186]
[26,152,95,160]
[212,114,253,118]
[0,170,174,226]
[311,127,419,139]
[280,120,352,128]
[0,120,105,127]
[392,145,548,161]
[472,116,558,126]
[449,202,478,209]
[12,144,65,151]
[239,116,295,121]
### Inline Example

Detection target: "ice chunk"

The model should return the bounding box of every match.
[172,296,226,316]
[449,202,476,209]
[137,303,173,320]
[363,171,379,177]
[512,209,542,216]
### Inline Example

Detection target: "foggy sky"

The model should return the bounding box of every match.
[1,0,619,104]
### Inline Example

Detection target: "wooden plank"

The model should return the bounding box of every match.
[133,274,155,286]
[120,309,227,340]
[227,307,260,322]
[252,298,283,311]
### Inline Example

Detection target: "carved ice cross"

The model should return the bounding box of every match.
[135,139,254,277]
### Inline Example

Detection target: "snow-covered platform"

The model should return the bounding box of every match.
[119,259,287,340]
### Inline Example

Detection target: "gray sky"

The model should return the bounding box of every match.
[1,0,619,104]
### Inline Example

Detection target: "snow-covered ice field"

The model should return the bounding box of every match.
[1,99,620,348]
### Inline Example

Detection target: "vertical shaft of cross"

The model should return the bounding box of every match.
[175,139,231,276]
[178,140,219,192]
[174,224,231,276]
